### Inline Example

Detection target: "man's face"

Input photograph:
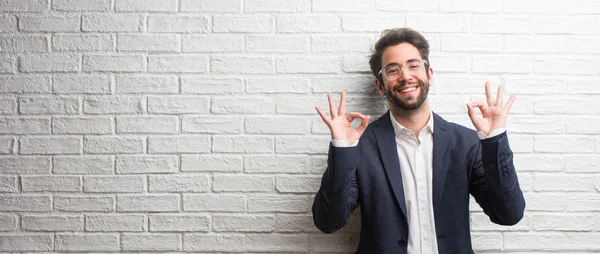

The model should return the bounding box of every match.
[378,42,433,111]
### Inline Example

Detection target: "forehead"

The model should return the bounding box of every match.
[381,42,422,66]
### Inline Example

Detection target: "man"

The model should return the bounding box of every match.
[312,28,525,254]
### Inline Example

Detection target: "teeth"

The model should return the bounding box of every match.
[400,87,417,93]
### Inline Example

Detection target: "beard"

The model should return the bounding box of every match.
[384,79,429,110]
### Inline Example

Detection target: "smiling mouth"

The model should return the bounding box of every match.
[398,87,417,93]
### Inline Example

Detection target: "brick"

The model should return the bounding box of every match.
[472,15,531,34]
[276,96,322,114]
[148,96,209,114]
[19,96,79,114]
[117,194,180,212]
[148,55,208,73]
[312,76,376,93]
[53,117,112,134]
[19,15,79,32]
[0,214,18,231]
[509,134,534,153]
[213,175,274,192]
[504,76,565,95]
[182,154,243,172]
[183,234,244,252]
[504,0,564,14]
[0,55,15,73]
[522,193,566,212]
[472,55,532,74]
[212,97,274,113]
[508,116,565,134]
[567,36,600,54]
[309,234,359,252]
[564,155,600,172]
[83,54,145,72]
[149,214,210,232]
[213,215,275,232]
[313,0,373,12]
[0,35,47,52]
[149,175,210,192]
[276,56,339,74]
[182,35,242,52]
[439,0,500,12]
[21,176,81,192]
[0,157,50,174]
[505,35,568,53]
[376,0,436,11]
[213,136,274,154]
[246,233,309,252]
[535,135,594,153]
[513,154,563,172]
[0,234,52,252]
[245,117,310,134]
[181,77,241,94]
[116,75,177,94]
[470,212,530,231]
[148,135,210,154]
[428,54,469,73]
[406,14,467,33]
[183,194,245,212]
[116,0,177,12]
[86,214,145,232]
[0,76,52,94]
[471,233,502,251]
[84,96,143,114]
[84,175,144,193]
[568,118,600,134]
[211,56,273,74]
[122,233,181,251]
[52,0,111,11]
[245,155,311,174]
[148,15,209,33]
[534,57,598,75]
[0,0,48,12]
[533,16,598,34]
[442,34,502,52]
[213,16,272,33]
[0,195,51,212]
[248,195,311,212]
[82,14,143,32]
[54,195,114,212]
[116,116,178,134]
[52,34,113,52]
[277,15,341,33]
[0,15,16,32]
[312,35,372,53]
[53,156,113,174]
[20,136,80,155]
[246,35,308,53]
[504,232,600,251]
[531,214,594,231]
[342,15,405,32]
[534,174,594,192]
[55,233,119,252]
[0,175,17,192]
[83,136,145,154]
[22,215,83,231]
[246,77,310,94]
[276,175,321,193]
[275,214,318,232]
[246,0,307,12]
[53,75,111,94]
[0,97,16,115]
[566,194,600,212]
[117,155,178,174]
[117,34,179,52]
[180,0,241,12]
[276,136,330,154]
[182,116,243,134]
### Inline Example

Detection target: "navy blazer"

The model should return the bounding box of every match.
[312,111,525,254]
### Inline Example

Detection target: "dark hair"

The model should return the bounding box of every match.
[369,28,430,84]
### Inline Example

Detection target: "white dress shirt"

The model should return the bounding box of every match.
[331,112,505,254]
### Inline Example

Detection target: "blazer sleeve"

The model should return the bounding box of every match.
[469,132,526,226]
[312,143,360,233]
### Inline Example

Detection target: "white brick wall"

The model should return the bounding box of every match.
[0,0,599,252]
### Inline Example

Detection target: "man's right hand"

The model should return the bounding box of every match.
[315,91,371,145]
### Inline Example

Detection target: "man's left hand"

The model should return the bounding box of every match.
[467,82,516,136]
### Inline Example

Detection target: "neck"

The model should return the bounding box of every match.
[390,101,431,136]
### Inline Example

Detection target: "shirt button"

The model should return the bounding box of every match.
[398,239,407,247]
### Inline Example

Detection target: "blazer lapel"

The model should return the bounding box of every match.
[432,113,452,215]
[374,111,407,220]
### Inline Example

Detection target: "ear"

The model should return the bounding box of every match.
[374,79,385,96]
[427,66,434,86]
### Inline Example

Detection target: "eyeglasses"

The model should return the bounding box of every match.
[378,59,428,81]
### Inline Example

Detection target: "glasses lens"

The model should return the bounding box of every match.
[384,65,400,80]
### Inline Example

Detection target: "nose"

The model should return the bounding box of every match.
[398,66,412,81]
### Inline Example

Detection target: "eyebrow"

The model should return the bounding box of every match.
[382,58,422,69]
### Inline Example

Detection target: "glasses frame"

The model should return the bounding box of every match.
[378,59,428,81]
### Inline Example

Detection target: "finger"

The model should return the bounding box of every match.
[315,106,332,126]
[338,90,346,116]
[504,94,516,113]
[496,85,504,106]
[485,82,494,107]
[327,93,336,119]
[471,101,488,114]
[346,112,366,122]
[356,115,371,134]
[466,103,479,126]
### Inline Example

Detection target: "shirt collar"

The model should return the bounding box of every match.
[390,111,434,136]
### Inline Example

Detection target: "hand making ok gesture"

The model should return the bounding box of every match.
[467,82,516,136]
[316,91,371,145]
